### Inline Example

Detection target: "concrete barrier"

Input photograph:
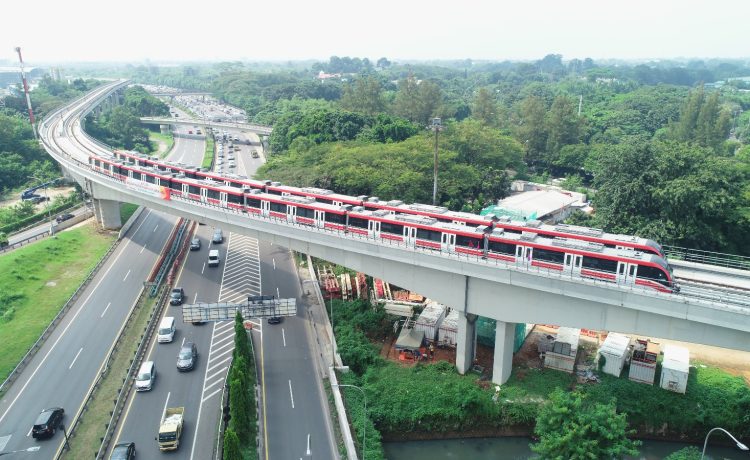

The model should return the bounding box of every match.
[118,206,144,240]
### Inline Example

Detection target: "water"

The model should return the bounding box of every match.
[383,437,747,460]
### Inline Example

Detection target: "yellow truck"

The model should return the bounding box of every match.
[158,407,184,451]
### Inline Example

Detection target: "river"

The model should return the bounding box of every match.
[383,437,746,459]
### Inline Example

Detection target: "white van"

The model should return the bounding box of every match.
[208,250,220,267]
[135,361,156,391]
[157,316,176,343]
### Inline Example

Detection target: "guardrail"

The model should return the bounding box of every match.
[0,231,50,254]
[0,237,121,394]
[664,245,750,271]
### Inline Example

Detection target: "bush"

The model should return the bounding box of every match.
[664,446,702,460]
[222,428,242,460]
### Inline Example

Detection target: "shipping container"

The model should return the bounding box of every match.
[660,345,690,394]
[414,302,446,342]
[544,327,580,373]
[628,339,659,385]
[438,309,458,347]
[598,333,630,377]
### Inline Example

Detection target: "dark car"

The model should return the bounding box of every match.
[177,342,198,371]
[110,441,136,460]
[55,213,75,224]
[32,407,64,439]
[267,316,283,325]
[170,287,185,306]
[190,237,201,251]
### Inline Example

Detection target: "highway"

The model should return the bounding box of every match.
[6,205,89,247]
[0,208,178,459]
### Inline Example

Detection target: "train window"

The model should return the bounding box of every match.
[267,188,282,196]
[416,228,441,242]
[169,181,181,191]
[189,185,200,195]
[380,221,404,235]
[456,234,482,248]
[269,202,286,214]
[316,197,333,205]
[348,216,368,229]
[297,207,315,219]
[488,240,516,255]
[325,213,345,225]
[230,181,243,188]
[94,159,100,167]
[581,256,617,273]
[246,198,261,209]
[637,265,668,284]
[206,188,220,200]
[228,193,242,204]
[533,248,565,264]
[144,174,155,184]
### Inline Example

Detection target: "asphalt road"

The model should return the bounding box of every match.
[0,209,178,459]
[7,205,90,246]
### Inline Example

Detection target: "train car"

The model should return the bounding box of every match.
[242,190,349,230]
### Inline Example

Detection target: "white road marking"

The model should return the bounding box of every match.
[100,302,111,318]
[206,355,233,374]
[27,427,33,437]
[161,392,171,420]
[208,341,234,358]
[194,292,199,302]
[203,377,224,393]
[202,388,222,403]
[189,322,218,460]
[69,347,83,369]
[276,287,280,298]
[0,434,10,450]
[211,334,235,348]
[139,243,147,254]
[153,224,159,233]
[205,366,230,383]
[282,328,286,347]
[201,262,206,274]
[182,337,186,346]
[289,380,295,409]
[122,269,131,282]
[273,258,276,270]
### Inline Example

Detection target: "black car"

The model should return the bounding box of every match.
[32,407,64,439]
[267,316,283,325]
[110,441,136,460]
[170,287,185,306]
[55,213,74,224]
[190,237,201,251]
[177,342,198,371]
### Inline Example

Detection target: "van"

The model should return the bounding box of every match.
[157,317,176,343]
[135,361,156,391]
[208,249,220,267]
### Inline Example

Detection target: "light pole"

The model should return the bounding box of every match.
[333,383,366,460]
[430,117,443,206]
[701,427,748,459]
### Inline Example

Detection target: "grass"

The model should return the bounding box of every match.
[61,292,160,459]
[202,136,215,170]
[120,203,139,224]
[0,224,115,381]
[149,130,175,159]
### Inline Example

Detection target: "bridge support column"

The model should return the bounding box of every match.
[94,198,122,230]
[492,320,516,385]
[456,312,477,374]
[160,124,170,134]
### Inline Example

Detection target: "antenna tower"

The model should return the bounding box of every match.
[14,46,37,139]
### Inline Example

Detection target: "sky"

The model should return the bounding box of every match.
[1,0,748,64]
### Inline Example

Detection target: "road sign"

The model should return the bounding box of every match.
[182,297,296,323]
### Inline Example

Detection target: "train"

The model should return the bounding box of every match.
[90,150,677,293]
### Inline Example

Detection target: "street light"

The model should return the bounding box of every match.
[701,427,748,459]
[429,117,443,206]
[333,383,366,460]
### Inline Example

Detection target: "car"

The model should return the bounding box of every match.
[190,237,201,251]
[28,195,48,204]
[110,441,136,460]
[170,287,185,306]
[267,316,283,325]
[31,407,64,439]
[251,151,259,158]
[55,213,74,224]
[212,228,223,243]
[176,342,198,371]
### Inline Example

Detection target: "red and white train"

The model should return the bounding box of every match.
[90,152,677,293]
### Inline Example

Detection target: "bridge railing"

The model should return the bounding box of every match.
[664,245,750,271]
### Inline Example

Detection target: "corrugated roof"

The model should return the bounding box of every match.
[496,190,578,219]
[549,327,580,356]
[662,345,690,373]
[599,333,630,357]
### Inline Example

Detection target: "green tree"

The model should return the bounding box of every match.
[671,85,731,152]
[222,428,242,460]
[233,311,250,362]
[663,446,701,460]
[228,375,251,443]
[471,87,498,126]
[393,76,442,125]
[531,389,640,460]
[545,95,582,165]
[516,95,548,166]
[340,76,385,115]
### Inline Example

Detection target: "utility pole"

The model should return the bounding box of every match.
[15,46,37,139]
[430,118,443,206]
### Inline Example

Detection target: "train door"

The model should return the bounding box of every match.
[219,192,228,208]
[287,205,297,223]
[403,226,417,247]
[181,183,189,198]
[314,210,325,228]
[441,233,456,253]
[515,245,532,268]
[199,188,208,203]
[261,200,270,217]
[368,220,380,238]
[616,262,637,286]
[563,253,582,276]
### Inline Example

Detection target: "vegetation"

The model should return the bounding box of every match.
[223,311,257,459]
[203,134,214,170]
[149,130,175,158]
[119,203,139,224]
[0,189,82,234]
[0,223,114,381]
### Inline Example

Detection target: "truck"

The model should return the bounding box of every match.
[158,407,184,451]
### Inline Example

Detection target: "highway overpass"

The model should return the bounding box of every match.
[39,80,750,386]
[140,116,273,136]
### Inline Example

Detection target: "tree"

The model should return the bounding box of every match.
[663,446,701,460]
[545,95,582,165]
[376,57,391,68]
[531,389,640,460]
[671,85,731,152]
[471,87,498,126]
[516,95,548,166]
[229,376,251,443]
[340,76,385,115]
[222,428,242,460]
[233,311,251,362]
[393,76,442,125]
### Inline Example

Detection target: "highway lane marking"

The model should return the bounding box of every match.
[27,427,33,437]
[276,287,280,298]
[194,292,199,303]
[153,224,159,233]
[273,258,276,270]
[139,242,147,254]
[101,302,112,318]
[201,262,206,274]
[289,380,295,409]
[206,356,233,375]
[211,334,235,349]
[208,341,234,359]
[182,337,186,346]
[0,434,10,448]
[189,321,219,460]
[204,367,229,386]
[69,347,83,369]
[282,328,287,347]
[202,387,222,403]
[202,375,226,392]
[122,269,131,282]
[161,392,171,421]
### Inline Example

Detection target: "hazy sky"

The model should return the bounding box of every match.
[2,0,747,64]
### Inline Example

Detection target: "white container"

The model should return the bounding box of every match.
[598,333,630,377]
[629,360,657,385]
[438,309,459,347]
[544,327,580,373]
[660,345,690,394]
[414,302,446,342]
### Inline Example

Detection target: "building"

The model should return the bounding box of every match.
[598,333,630,377]
[484,181,590,223]
[542,327,580,373]
[660,345,690,394]
[628,338,659,385]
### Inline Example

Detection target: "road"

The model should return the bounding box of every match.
[0,209,178,459]
[7,205,90,247]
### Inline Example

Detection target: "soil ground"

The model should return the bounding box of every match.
[0,186,76,211]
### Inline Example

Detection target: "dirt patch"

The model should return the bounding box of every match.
[0,186,76,211]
